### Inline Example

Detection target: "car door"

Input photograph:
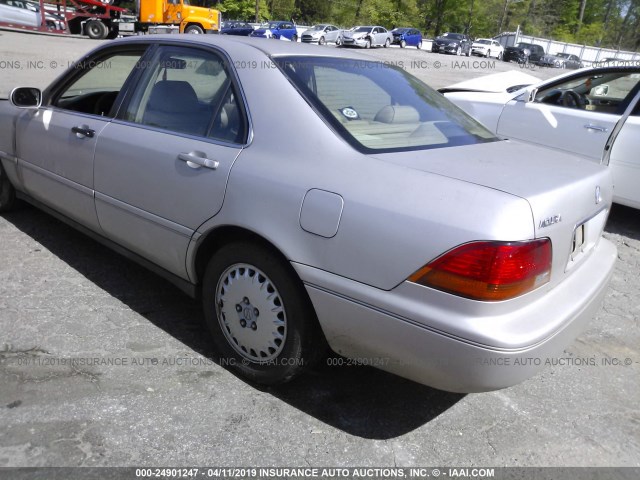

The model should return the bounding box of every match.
[326,25,338,43]
[15,46,147,231]
[492,41,502,57]
[497,70,640,161]
[609,98,640,208]
[280,23,294,39]
[94,44,248,279]
[413,30,423,46]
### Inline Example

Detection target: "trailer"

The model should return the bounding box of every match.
[0,0,221,39]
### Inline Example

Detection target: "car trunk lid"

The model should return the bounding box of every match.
[373,140,613,287]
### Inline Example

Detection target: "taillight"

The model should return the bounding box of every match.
[408,239,552,301]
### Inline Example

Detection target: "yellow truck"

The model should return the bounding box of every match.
[137,0,222,34]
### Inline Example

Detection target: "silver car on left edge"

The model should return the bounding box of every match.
[0,36,616,392]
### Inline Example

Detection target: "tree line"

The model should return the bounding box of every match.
[214,0,639,51]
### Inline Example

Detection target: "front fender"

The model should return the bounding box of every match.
[180,16,218,32]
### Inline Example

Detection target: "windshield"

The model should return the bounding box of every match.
[556,53,571,59]
[312,25,326,31]
[355,27,372,33]
[393,28,410,33]
[441,33,463,39]
[515,43,534,49]
[268,22,281,29]
[476,39,491,45]
[276,56,496,153]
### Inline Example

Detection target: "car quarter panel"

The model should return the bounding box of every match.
[441,91,513,132]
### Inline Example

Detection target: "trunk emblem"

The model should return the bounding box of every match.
[539,215,562,229]
[595,186,602,204]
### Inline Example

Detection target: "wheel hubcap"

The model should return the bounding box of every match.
[216,264,287,362]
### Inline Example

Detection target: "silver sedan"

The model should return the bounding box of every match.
[0,36,616,392]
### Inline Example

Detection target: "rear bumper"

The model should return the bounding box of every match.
[295,238,617,393]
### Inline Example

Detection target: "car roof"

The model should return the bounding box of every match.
[109,35,376,61]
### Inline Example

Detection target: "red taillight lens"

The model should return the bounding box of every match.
[408,239,552,301]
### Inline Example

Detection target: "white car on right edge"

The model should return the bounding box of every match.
[442,67,640,209]
[470,38,504,59]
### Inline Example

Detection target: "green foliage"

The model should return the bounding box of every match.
[219,0,270,21]
[268,0,296,19]
[294,0,331,24]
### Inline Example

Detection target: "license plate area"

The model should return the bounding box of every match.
[566,209,608,271]
[571,223,586,260]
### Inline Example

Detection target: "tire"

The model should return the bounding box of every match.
[335,36,342,46]
[202,242,325,385]
[0,163,17,213]
[417,41,422,49]
[498,51,503,60]
[400,39,406,48]
[365,39,371,49]
[185,24,204,34]
[384,38,390,48]
[318,36,325,45]
[292,34,298,42]
[456,46,461,56]
[466,47,471,57]
[86,20,108,40]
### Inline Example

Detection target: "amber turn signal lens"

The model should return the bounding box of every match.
[408,239,552,301]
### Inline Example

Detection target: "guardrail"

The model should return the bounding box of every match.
[494,31,640,66]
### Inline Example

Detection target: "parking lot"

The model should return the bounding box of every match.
[0,30,639,468]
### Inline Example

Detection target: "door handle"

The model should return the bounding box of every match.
[584,124,608,132]
[178,152,219,170]
[71,126,95,138]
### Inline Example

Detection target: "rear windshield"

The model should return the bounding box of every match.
[275,56,497,153]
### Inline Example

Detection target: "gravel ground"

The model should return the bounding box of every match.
[0,30,638,469]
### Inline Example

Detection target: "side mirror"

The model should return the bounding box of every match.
[519,86,538,103]
[10,87,42,108]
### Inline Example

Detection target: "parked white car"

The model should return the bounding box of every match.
[442,67,640,209]
[470,38,504,59]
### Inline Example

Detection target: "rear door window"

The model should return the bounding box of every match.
[121,45,247,144]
